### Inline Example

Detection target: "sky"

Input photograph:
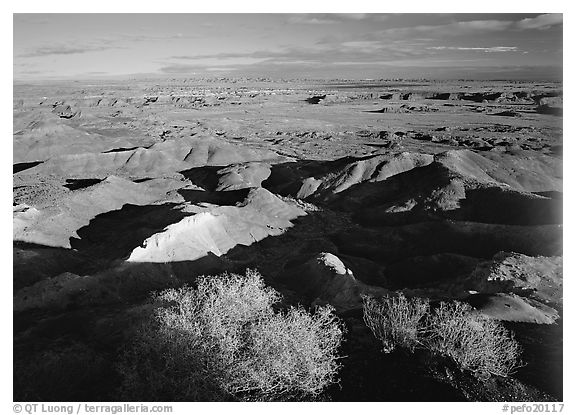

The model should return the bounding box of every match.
[13,13,563,81]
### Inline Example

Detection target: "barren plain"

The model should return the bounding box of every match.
[13,78,563,401]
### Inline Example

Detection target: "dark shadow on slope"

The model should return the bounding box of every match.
[536,105,562,116]
[461,92,502,102]
[327,317,467,402]
[304,95,326,104]
[355,187,566,228]
[14,319,121,401]
[70,203,193,261]
[504,318,563,401]
[384,253,480,290]
[179,166,222,191]
[454,188,562,225]
[64,178,104,191]
[13,242,102,290]
[102,146,146,153]
[331,220,562,266]
[18,209,353,320]
[261,157,363,197]
[14,161,43,174]
[177,188,251,206]
[69,186,254,265]
[326,162,454,214]
[323,162,562,227]
[426,92,451,100]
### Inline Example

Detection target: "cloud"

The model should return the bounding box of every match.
[367,14,560,41]
[286,13,388,25]
[115,33,199,42]
[287,15,338,25]
[172,52,251,60]
[428,46,519,53]
[19,32,200,58]
[334,14,377,21]
[17,31,197,59]
[340,41,383,52]
[19,43,121,58]
[169,41,423,68]
[376,19,518,40]
[516,14,562,30]
[454,20,513,31]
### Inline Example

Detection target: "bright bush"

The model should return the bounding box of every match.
[426,301,522,378]
[362,293,430,353]
[118,270,344,401]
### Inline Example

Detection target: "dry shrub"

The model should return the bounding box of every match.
[118,270,344,401]
[229,305,343,398]
[362,295,522,379]
[425,301,522,378]
[362,294,430,353]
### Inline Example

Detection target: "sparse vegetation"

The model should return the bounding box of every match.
[362,294,429,353]
[118,270,344,401]
[426,301,522,378]
[362,294,521,379]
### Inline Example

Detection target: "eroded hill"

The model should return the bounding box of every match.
[13,78,562,401]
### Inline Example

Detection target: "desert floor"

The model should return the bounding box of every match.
[13,78,562,401]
